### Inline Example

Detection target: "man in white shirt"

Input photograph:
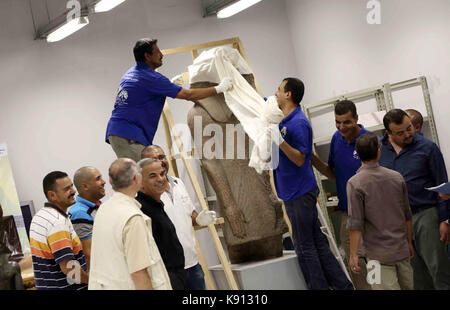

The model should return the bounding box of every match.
[88,158,171,290]
[141,145,216,290]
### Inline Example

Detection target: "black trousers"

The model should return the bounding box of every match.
[168,268,187,290]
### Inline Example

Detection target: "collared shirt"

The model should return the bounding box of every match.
[68,196,100,241]
[161,176,198,269]
[29,203,87,290]
[379,133,449,222]
[328,125,370,211]
[274,106,317,202]
[136,191,185,271]
[105,61,182,146]
[347,163,412,264]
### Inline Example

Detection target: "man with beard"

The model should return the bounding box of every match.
[379,109,450,290]
[69,167,106,271]
[30,171,89,290]
[105,38,233,162]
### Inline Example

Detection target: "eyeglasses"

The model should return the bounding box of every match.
[155,154,166,160]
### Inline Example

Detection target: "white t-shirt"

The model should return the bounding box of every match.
[161,176,198,269]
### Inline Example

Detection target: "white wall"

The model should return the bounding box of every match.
[0,0,297,210]
[285,0,450,171]
[0,0,298,266]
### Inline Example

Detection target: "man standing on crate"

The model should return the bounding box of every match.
[105,38,233,162]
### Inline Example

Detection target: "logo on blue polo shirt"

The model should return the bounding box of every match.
[115,86,128,106]
[353,150,360,160]
[281,127,287,138]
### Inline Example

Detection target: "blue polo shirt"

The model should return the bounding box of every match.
[273,106,317,202]
[379,133,449,222]
[68,196,99,241]
[105,62,182,146]
[328,125,369,212]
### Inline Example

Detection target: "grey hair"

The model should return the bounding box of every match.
[137,157,159,170]
[141,144,164,159]
[73,166,95,192]
[109,158,139,191]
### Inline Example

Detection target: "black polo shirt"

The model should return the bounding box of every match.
[136,191,185,271]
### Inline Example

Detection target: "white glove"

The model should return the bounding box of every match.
[196,210,217,226]
[170,74,184,86]
[267,124,284,146]
[215,77,233,94]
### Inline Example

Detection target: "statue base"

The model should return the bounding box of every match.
[209,250,307,290]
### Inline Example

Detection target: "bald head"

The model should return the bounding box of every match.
[141,145,169,173]
[73,166,106,202]
[74,167,95,191]
[109,158,140,191]
[141,145,163,159]
[406,109,423,134]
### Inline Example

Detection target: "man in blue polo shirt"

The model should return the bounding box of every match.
[379,109,450,290]
[269,78,353,290]
[311,100,371,290]
[69,166,106,271]
[106,38,233,162]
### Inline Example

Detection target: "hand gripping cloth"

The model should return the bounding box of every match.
[188,46,284,173]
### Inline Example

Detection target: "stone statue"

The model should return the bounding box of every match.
[187,74,288,264]
[0,202,25,290]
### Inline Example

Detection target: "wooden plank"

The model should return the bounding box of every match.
[194,217,225,231]
[162,37,240,56]
[191,50,199,61]
[193,229,216,290]
[235,38,264,97]
[162,108,218,290]
[269,170,293,239]
[162,103,240,290]
[161,111,179,177]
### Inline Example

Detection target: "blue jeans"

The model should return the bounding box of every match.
[185,263,206,290]
[284,187,353,290]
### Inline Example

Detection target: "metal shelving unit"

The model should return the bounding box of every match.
[302,76,440,246]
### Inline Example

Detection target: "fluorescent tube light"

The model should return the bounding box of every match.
[217,0,262,19]
[94,0,127,13]
[46,16,89,43]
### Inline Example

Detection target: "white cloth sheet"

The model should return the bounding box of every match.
[188,47,283,173]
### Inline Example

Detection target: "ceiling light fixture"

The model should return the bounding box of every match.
[94,0,127,13]
[217,0,262,19]
[46,16,89,43]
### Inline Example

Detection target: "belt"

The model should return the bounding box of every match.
[411,204,435,214]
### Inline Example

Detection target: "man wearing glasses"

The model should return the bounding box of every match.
[379,109,450,290]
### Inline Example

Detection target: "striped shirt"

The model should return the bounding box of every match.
[30,203,87,290]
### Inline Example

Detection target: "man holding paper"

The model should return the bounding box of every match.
[379,109,450,290]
